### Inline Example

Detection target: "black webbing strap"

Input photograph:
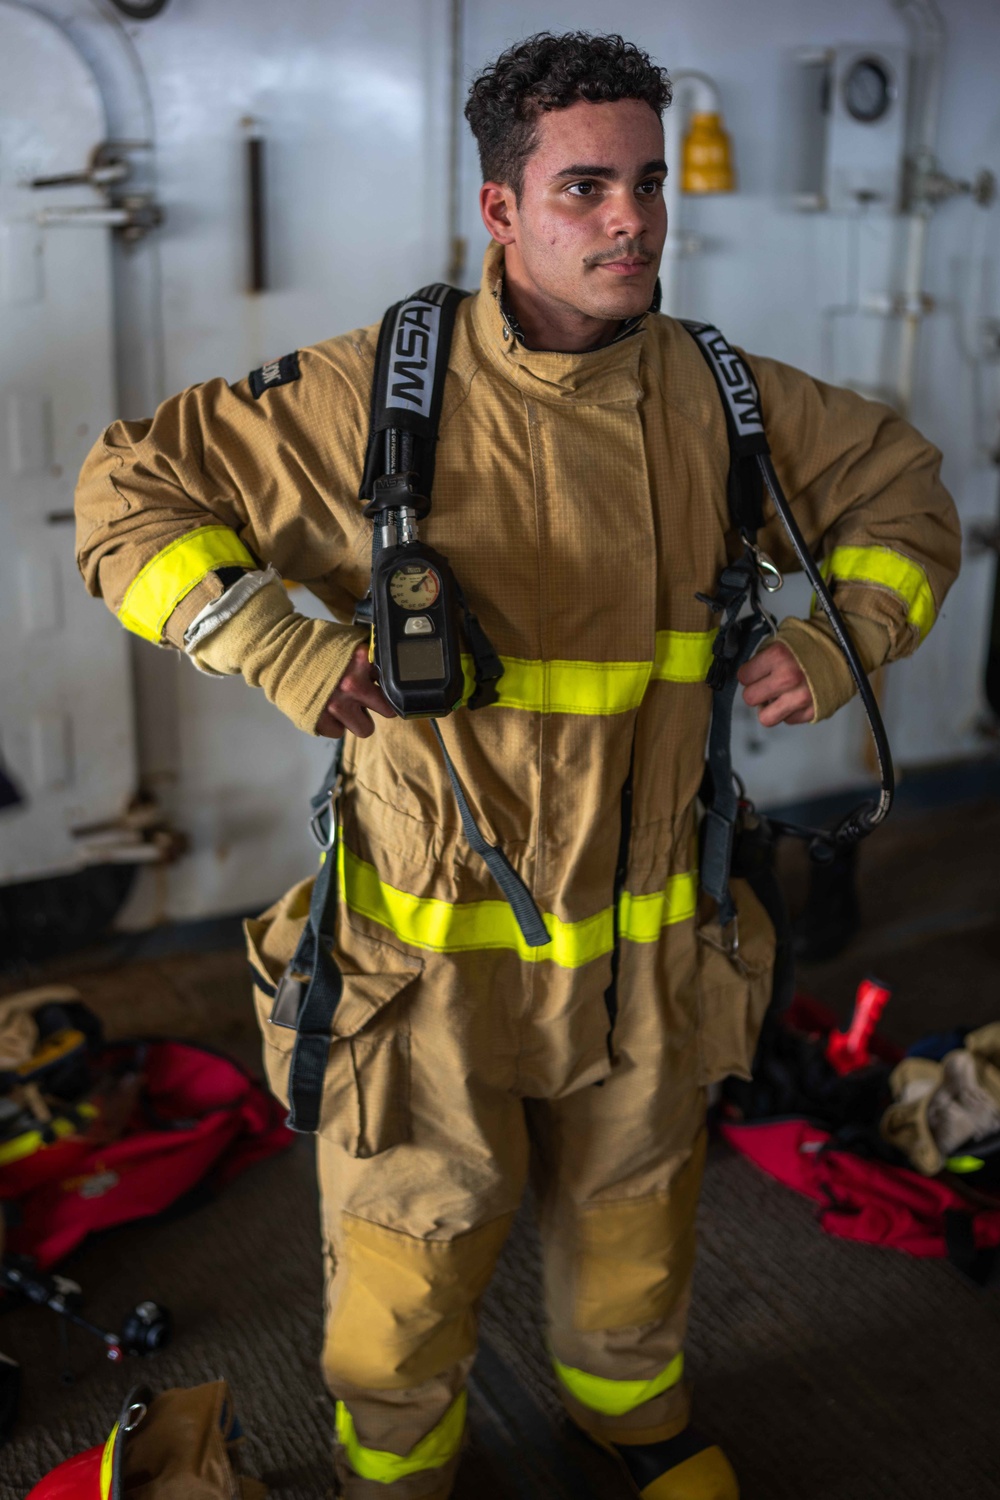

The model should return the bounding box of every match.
[281,743,344,1134]
[455,581,503,711]
[699,605,772,927]
[360,284,469,504]
[432,722,550,949]
[681,320,769,542]
[602,752,635,1046]
[682,320,776,927]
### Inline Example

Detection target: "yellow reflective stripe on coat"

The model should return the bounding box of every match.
[619,876,698,941]
[651,628,717,683]
[553,1352,684,1417]
[117,525,256,642]
[336,1391,466,1483]
[459,630,716,713]
[945,1154,985,1174]
[339,843,696,965]
[819,545,936,640]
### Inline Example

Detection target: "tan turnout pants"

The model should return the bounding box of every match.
[248,867,773,1499]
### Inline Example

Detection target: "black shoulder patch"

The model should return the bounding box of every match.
[249,351,301,399]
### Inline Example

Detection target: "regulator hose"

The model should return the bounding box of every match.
[756,451,894,859]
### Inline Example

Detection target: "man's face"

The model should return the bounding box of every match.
[498,98,667,331]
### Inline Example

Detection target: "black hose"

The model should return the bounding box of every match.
[757,452,894,853]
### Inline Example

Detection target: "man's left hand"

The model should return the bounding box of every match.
[737,641,815,727]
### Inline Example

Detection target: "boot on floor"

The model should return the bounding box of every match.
[601,1426,739,1499]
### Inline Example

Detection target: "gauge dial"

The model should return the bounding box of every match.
[843,57,893,124]
[389,564,441,611]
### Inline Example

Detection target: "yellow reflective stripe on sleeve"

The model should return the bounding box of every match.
[339,844,696,966]
[99,1422,118,1500]
[335,1392,466,1484]
[553,1352,685,1417]
[652,628,717,683]
[945,1154,985,1174]
[459,631,716,713]
[118,525,256,643]
[819,545,936,640]
[619,873,699,941]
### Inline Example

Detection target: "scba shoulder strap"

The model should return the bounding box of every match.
[279,286,549,1131]
[355,284,547,947]
[359,283,467,506]
[681,319,894,930]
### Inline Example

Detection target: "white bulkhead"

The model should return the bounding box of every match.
[1,0,997,923]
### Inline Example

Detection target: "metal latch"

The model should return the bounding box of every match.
[36,197,163,243]
[24,141,163,244]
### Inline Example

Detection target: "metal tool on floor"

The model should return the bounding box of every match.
[1,1254,171,1369]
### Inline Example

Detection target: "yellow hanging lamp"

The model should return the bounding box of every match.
[681,110,736,194]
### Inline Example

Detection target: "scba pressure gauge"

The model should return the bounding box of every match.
[371,543,465,717]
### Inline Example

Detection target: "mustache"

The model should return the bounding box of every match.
[584,240,655,268]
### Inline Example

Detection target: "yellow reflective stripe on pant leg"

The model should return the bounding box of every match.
[818,546,936,640]
[552,1353,684,1418]
[339,844,698,965]
[117,526,256,642]
[335,1392,466,1484]
[459,631,717,713]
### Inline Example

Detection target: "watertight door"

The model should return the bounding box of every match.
[0,3,137,882]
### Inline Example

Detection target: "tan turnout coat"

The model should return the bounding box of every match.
[75,244,960,1482]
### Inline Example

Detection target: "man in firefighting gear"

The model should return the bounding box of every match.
[75,31,960,1500]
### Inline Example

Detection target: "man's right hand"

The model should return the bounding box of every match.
[316,643,397,739]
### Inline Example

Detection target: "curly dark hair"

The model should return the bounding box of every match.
[465,32,671,199]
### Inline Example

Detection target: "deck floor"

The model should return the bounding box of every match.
[2,797,999,1499]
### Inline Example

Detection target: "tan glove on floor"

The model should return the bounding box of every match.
[191,580,368,735]
[777,613,891,723]
[881,1024,1000,1175]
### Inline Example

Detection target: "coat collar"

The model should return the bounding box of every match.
[467,242,647,408]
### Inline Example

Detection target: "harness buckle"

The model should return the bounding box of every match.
[308,775,342,851]
[749,544,783,593]
[270,972,305,1029]
[723,914,740,958]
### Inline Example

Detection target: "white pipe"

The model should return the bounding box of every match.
[445,0,466,284]
[661,71,724,316]
[892,0,946,416]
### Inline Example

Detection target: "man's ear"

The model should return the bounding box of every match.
[480,182,517,244]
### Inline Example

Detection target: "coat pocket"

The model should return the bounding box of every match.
[694,876,776,1086]
[244,878,423,1155]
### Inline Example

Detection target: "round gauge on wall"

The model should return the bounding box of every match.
[389,564,441,611]
[842,56,895,124]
